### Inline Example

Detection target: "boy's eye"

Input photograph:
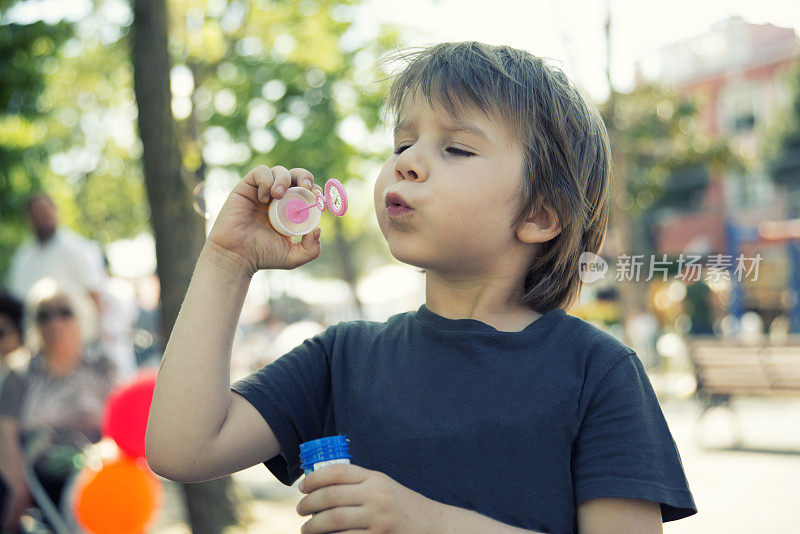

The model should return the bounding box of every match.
[446,147,474,157]
[393,145,474,157]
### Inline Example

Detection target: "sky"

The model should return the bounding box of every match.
[8,0,799,101]
[359,0,800,100]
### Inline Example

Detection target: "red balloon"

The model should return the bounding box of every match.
[102,370,158,459]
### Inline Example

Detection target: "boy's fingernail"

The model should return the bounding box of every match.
[299,479,306,491]
[304,179,313,187]
[275,185,285,196]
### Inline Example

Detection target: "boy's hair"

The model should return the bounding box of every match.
[384,42,612,313]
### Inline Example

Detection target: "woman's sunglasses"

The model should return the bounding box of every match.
[36,306,74,324]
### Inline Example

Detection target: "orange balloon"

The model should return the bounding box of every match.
[72,456,162,534]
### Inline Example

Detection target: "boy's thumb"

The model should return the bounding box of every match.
[288,227,322,267]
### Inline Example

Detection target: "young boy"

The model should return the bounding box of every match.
[146,42,697,533]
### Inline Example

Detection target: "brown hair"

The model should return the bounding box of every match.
[384,42,612,313]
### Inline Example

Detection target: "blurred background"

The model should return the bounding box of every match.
[1,0,799,532]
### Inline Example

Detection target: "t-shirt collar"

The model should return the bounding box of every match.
[415,304,566,334]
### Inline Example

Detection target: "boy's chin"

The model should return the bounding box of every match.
[389,253,427,271]
[388,250,458,275]
[386,247,432,271]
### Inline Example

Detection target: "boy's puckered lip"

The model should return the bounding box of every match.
[385,191,414,210]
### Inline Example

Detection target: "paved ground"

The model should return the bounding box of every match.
[661,397,800,534]
[148,396,800,533]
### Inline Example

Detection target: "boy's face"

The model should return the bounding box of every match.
[374,92,530,274]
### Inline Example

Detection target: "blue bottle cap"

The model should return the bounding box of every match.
[299,435,352,473]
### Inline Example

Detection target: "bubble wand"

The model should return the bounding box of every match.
[267,178,348,237]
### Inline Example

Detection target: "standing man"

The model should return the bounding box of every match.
[7,194,107,308]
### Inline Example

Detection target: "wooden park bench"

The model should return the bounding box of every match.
[688,338,800,447]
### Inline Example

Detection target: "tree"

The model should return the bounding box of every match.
[131,0,239,531]
[765,59,800,332]
[767,59,800,217]
[0,0,69,278]
[131,0,397,529]
[601,84,738,323]
[0,0,150,282]
[165,0,397,315]
[602,10,737,332]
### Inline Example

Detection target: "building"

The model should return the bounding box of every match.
[634,17,800,324]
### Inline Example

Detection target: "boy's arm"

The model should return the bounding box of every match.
[145,165,323,483]
[145,246,281,482]
[296,463,663,533]
[426,501,547,533]
[428,497,661,533]
[577,497,663,534]
[297,463,550,533]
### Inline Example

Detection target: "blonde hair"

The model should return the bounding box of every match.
[24,277,98,353]
[384,42,612,313]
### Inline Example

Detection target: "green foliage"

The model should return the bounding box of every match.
[0,1,149,283]
[37,22,149,244]
[2,0,399,287]
[166,0,399,281]
[601,84,739,217]
[0,12,71,280]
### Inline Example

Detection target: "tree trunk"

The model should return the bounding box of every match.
[331,216,365,317]
[130,0,241,530]
[604,8,649,342]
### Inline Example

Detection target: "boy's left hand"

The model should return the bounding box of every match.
[297,463,437,533]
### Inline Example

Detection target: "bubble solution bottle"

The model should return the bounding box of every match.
[299,435,352,475]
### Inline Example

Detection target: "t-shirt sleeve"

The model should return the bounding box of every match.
[572,352,697,522]
[230,325,335,486]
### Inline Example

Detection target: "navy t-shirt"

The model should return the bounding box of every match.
[232,305,697,533]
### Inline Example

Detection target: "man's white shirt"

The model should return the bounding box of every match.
[7,228,106,302]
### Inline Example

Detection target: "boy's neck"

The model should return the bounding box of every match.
[424,273,542,332]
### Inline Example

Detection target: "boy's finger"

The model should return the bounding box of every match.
[299,463,366,494]
[244,165,275,203]
[286,227,321,268]
[269,165,291,199]
[289,167,315,190]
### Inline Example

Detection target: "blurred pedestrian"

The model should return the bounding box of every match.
[0,278,115,530]
[738,310,765,346]
[0,293,29,375]
[0,294,30,532]
[97,254,139,383]
[625,306,660,370]
[6,193,107,311]
[684,279,715,335]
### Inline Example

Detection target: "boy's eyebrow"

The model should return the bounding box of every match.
[393,119,490,142]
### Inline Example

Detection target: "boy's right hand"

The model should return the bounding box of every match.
[205,165,324,275]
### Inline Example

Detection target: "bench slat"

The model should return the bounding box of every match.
[690,341,800,395]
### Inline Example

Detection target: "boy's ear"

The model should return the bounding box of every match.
[516,203,562,244]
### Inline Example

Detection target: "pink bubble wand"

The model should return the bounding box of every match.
[267,178,348,237]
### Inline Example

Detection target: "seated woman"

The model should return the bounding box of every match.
[0,279,115,531]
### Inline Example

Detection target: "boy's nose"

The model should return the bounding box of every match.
[395,167,421,181]
[394,148,427,182]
